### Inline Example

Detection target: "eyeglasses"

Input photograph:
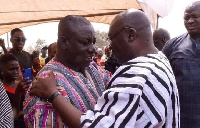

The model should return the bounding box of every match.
[153,37,166,42]
[108,27,136,42]
[13,37,26,43]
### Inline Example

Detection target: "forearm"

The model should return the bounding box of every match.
[1,46,7,54]
[51,94,82,128]
[12,90,22,118]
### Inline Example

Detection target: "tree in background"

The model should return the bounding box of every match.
[27,39,47,53]
[95,30,109,51]
[27,46,34,53]
[35,39,47,51]
[26,31,109,54]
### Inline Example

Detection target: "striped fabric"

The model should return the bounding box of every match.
[80,52,180,128]
[0,82,14,128]
[23,60,108,128]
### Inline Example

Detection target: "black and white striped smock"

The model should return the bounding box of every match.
[0,82,13,128]
[80,52,180,128]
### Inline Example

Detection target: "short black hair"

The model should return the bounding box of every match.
[48,44,52,53]
[48,42,56,53]
[0,53,18,67]
[31,51,39,61]
[41,46,48,50]
[11,28,23,36]
[58,15,92,38]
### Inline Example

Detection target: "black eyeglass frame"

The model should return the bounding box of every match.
[108,27,137,41]
[13,37,27,43]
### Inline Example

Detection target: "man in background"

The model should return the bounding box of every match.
[39,46,48,66]
[163,1,200,127]
[45,42,57,64]
[153,28,170,51]
[9,28,32,69]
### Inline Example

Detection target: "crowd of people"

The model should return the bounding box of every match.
[0,1,200,128]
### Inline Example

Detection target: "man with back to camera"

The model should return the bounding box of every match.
[45,42,57,64]
[162,1,200,127]
[23,15,109,127]
[29,9,180,128]
[153,28,170,51]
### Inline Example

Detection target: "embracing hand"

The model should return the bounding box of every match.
[30,71,58,99]
[15,78,30,94]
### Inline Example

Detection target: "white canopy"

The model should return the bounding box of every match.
[0,0,141,35]
[0,0,174,36]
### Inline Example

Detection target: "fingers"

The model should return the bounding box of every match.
[49,71,55,78]
[29,82,37,96]
[29,78,40,96]
[29,71,56,97]
[29,89,35,96]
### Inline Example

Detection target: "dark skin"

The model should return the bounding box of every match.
[2,60,29,119]
[10,31,26,54]
[49,43,57,59]
[41,49,47,58]
[30,10,158,128]
[184,1,200,40]
[32,56,41,71]
[153,28,170,50]
[0,38,8,54]
[55,18,95,73]
[30,16,95,128]
[108,9,158,64]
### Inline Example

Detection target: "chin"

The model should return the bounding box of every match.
[81,63,90,68]
[17,48,23,51]
[188,31,200,37]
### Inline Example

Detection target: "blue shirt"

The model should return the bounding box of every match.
[163,33,200,128]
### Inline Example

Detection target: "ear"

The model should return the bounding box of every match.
[128,28,137,42]
[59,37,68,49]
[162,37,166,43]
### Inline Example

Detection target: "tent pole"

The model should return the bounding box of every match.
[7,32,9,48]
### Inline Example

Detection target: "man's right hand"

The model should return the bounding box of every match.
[30,71,58,99]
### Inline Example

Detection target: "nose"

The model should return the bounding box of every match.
[14,69,19,74]
[88,43,95,53]
[188,17,195,23]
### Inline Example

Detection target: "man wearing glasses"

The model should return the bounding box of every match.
[9,28,32,69]
[8,28,31,128]
[29,9,180,128]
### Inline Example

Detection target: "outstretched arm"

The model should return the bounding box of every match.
[0,38,8,54]
[29,71,141,128]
